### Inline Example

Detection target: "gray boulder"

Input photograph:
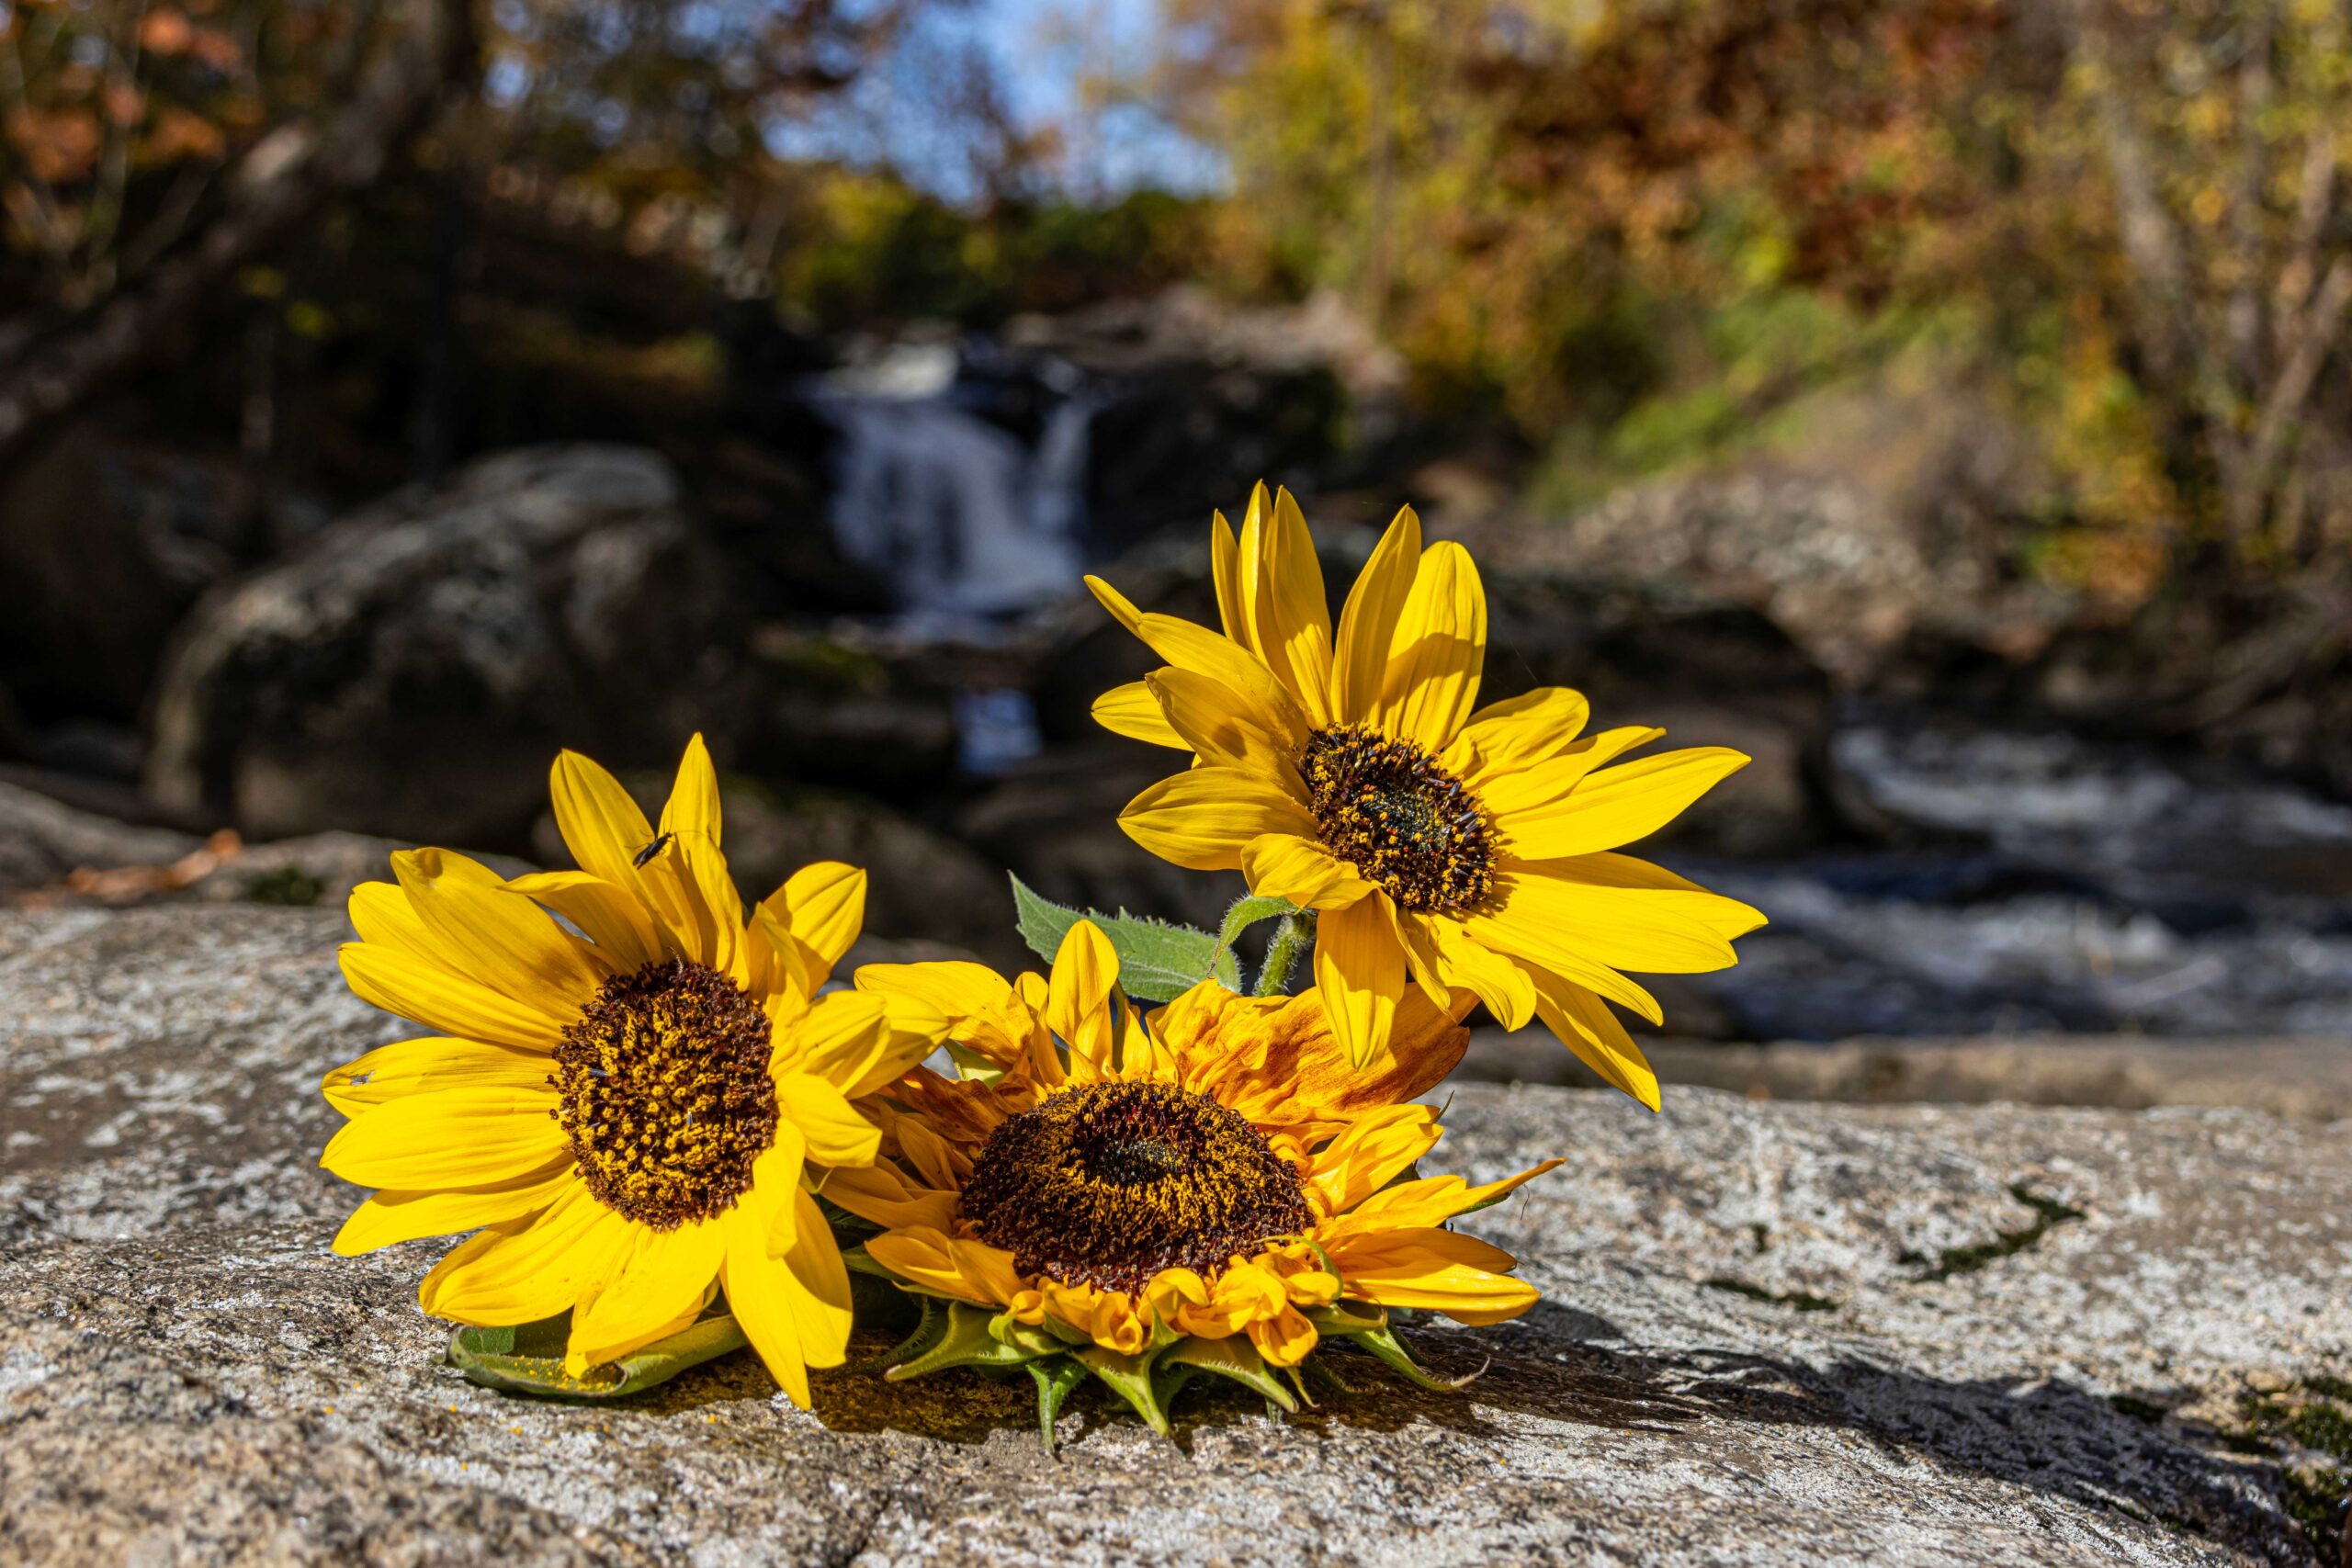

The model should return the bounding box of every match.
[2,905,2346,1565]
[144,446,738,848]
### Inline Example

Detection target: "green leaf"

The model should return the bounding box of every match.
[885,1302,1051,1381]
[1164,1334,1299,1412]
[1344,1323,1486,1393]
[1008,873,1239,1002]
[448,1308,748,1402]
[1076,1343,1178,1436]
[1029,1357,1089,1456]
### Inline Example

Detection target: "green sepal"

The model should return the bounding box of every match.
[1305,1300,1387,1336]
[1028,1356,1090,1456]
[987,1309,1068,1358]
[867,1294,949,1374]
[1163,1334,1299,1412]
[885,1302,1050,1382]
[945,1042,1009,1086]
[447,1307,747,1402]
[1076,1344,1177,1436]
[1344,1322,1485,1392]
[1009,873,1240,1002]
[842,1245,896,1280]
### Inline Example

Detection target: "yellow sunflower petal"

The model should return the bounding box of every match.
[864,1226,1019,1309]
[854,959,1012,1031]
[1451,685,1591,770]
[1497,747,1749,860]
[1250,983,1470,1124]
[718,1223,808,1405]
[1094,680,1191,749]
[1084,575,1311,746]
[1323,1226,1536,1323]
[1528,853,1767,938]
[655,734,744,978]
[345,881,444,964]
[1454,911,1665,1024]
[774,861,867,976]
[794,987,943,1100]
[1331,1158,1564,1233]
[893,1117,962,1192]
[321,1086,568,1189]
[1487,871,1739,974]
[331,1166,574,1256]
[1145,668,1301,781]
[418,1183,635,1324]
[1313,894,1405,1067]
[1386,903,1451,1011]
[338,942,566,1051]
[1427,916,1536,1031]
[1046,918,1125,1073]
[1120,766,1317,872]
[505,871,662,971]
[1469,725,1665,812]
[817,1161,958,1231]
[739,1190,855,1379]
[1332,504,1421,727]
[322,1037,553,1116]
[1528,970,1661,1111]
[1239,833,1376,910]
[548,749,659,893]
[565,1218,727,1374]
[1304,1103,1441,1216]
[1371,541,1485,750]
[568,1284,716,1379]
[774,1070,882,1168]
[1237,485,1334,726]
[1246,1303,1320,1369]
[391,849,608,1006]
[1210,509,1246,641]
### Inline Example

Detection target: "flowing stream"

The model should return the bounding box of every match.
[1680,715,2352,1040]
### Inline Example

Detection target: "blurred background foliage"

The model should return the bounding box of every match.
[1164,0,2352,605]
[7,0,2352,1055]
[11,0,2352,611]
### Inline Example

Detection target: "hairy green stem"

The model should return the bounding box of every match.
[1252,912,1317,997]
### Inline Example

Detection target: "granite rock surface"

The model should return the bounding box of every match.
[3,907,2347,1566]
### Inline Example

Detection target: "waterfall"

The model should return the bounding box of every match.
[814,344,1095,625]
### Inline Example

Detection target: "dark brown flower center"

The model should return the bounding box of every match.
[960,1080,1311,1294]
[1301,724,1498,913]
[552,958,777,1230]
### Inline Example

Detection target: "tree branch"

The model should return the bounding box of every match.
[0,0,463,468]
[2233,252,2352,543]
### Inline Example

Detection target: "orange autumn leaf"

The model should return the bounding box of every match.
[103,82,145,129]
[6,107,103,185]
[146,107,226,162]
[188,27,243,73]
[140,8,194,54]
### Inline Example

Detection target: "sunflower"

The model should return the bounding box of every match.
[829,921,1560,1438]
[320,736,945,1404]
[1086,484,1767,1101]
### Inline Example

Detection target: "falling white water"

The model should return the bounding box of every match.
[814,344,1095,622]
